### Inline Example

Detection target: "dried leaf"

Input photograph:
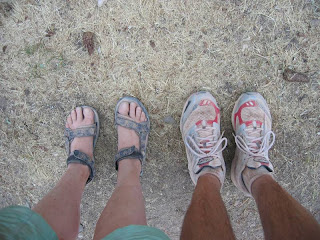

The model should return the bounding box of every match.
[283,68,309,82]
[82,32,95,56]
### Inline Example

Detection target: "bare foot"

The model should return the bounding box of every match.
[66,107,95,171]
[117,101,147,172]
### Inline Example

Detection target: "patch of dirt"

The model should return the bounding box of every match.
[0,2,13,18]
[0,96,8,111]
[149,40,156,49]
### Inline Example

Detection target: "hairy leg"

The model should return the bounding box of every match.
[252,175,320,240]
[180,174,235,240]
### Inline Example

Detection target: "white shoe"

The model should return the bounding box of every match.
[180,91,227,188]
[231,92,275,196]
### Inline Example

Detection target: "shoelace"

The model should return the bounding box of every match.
[234,126,275,162]
[185,124,227,164]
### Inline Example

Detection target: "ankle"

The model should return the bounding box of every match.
[118,159,141,171]
[198,173,221,190]
[251,174,276,198]
[67,163,90,181]
[117,159,141,184]
[242,166,273,195]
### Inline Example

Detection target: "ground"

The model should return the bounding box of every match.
[0,0,319,239]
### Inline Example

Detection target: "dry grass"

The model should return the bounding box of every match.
[0,0,319,239]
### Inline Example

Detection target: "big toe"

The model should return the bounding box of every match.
[83,107,95,124]
[118,102,130,116]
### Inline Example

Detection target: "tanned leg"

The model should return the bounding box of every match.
[93,101,147,240]
[180,174,236,240]
[33,107,95,240]
[252,175,320,240]
[33,165,89,240]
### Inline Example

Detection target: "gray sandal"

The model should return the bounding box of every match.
[64,106,100,184]
[114,97,150,173]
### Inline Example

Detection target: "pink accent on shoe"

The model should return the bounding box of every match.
[199,99,220,123]
[233,101,263,129]
[198,162,210,168]
[195,120,216,126]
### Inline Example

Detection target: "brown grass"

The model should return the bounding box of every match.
[0,0,319,239]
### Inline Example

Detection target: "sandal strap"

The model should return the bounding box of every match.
[114,146,143,170]
[115,115,149,163]
[67,150,95,184]
[115,115,150,134]
[65,124,96,142]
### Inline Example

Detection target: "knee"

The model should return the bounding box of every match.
[56,225,79,240]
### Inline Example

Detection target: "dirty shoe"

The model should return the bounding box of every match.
[180,91,227,188]
[231,92,275,197]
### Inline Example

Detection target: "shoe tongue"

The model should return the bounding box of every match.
[198,120,212,137]
[247,156,268,168]
[195,156,222,173]
[247,158,263,169]
[247,157,274,173]
[246,121,263,149]
[196,120,216,152]
[198,156,214,165]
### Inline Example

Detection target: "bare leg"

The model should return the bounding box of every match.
[33,165,89,239]
[33,107,95,240]
[93,160,146,239]
[181,174,236,240]
[93,101,147,240]
[252,175,320,240]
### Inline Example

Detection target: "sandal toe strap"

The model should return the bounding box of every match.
[67,150,95,184]
[115,115,150,134]
[65,124,97,142]
[114,146,143,171]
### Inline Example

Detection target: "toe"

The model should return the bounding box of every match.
[141,112,146,122]
[76,107,83,121]
[118,102,130,116]
[136,107,142,121]
[71,109,77,122]
[66,115,73,127]
[129,102,137,118]
[83,107,94,124]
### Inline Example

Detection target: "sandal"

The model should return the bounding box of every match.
[114,97,150,173]
[64,106,100,184]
